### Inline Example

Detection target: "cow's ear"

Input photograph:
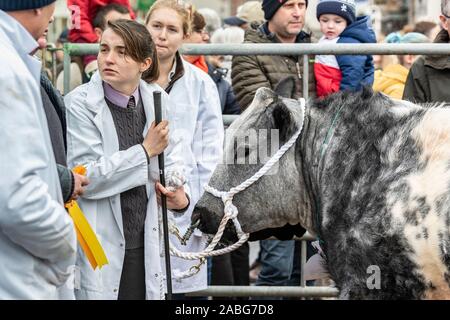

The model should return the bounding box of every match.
[274,76,296,99]
[272,101,298,142]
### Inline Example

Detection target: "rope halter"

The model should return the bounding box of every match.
[169,98,306,279]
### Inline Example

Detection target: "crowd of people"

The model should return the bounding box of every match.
[1,0,450,300]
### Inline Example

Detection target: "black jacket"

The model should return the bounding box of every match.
[403,29,450,103]
[40,73,74,202]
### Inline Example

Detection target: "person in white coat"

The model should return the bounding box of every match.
[0,1,77,299]
[146,0,224,297]
[65,20,190,300]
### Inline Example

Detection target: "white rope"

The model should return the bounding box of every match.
[168,98,306,280]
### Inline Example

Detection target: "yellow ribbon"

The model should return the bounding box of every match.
[65,166,108,270]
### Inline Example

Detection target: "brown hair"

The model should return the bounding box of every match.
[413,21,438,39]
[93,3,130,31]
[191,11,206,33]
[106,19,159,83]
[145,0,192,36]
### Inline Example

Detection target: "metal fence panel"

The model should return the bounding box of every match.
[64,42,450,94]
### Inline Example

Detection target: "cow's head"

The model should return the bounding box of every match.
[193,78,314,241]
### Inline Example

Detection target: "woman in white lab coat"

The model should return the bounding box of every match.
[65,20,189,300]
[0,6,77,300]
[145,1,224,296]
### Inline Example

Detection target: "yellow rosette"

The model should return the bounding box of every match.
[65,165,108,270]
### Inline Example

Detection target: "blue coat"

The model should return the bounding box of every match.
[336,16,377,91]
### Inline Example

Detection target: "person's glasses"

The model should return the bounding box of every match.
[442,11,450,19]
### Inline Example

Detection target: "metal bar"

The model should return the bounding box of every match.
[186,286,339,298]
[408,0,415,25]
[302,54,309,101]
[65,43,450,57]
[67,43,100,56]
[45,43,58,86]
[180,43,450,56]
[51,49,57,86]
[300,241,307,287]
[63,43,72,95]
[63,43,450,94]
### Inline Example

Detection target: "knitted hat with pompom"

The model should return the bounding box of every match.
[316,0,356,25]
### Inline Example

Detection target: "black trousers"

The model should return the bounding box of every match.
[118,247,146,300]
[210,242,249,300]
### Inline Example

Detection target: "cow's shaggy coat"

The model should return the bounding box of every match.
[194,79,450,299]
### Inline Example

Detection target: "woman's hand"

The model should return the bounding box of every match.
[155,182,189,210]
[70,173,90,201]
[142,121,169,158]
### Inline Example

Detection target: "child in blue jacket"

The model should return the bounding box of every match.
[314,0,377,97]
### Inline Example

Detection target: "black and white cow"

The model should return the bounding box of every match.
[193,78,450,299]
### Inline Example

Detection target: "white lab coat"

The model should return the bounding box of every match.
[0,10,77,299]
[168,59,224,293]
[65,72,188,300]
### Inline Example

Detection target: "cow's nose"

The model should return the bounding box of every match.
[193,203,241,245]
[192,204,216,235]
[191,207,201,226]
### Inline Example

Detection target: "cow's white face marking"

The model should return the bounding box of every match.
[391,109,450,299]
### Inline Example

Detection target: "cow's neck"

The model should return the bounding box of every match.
[299,102,344,236]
